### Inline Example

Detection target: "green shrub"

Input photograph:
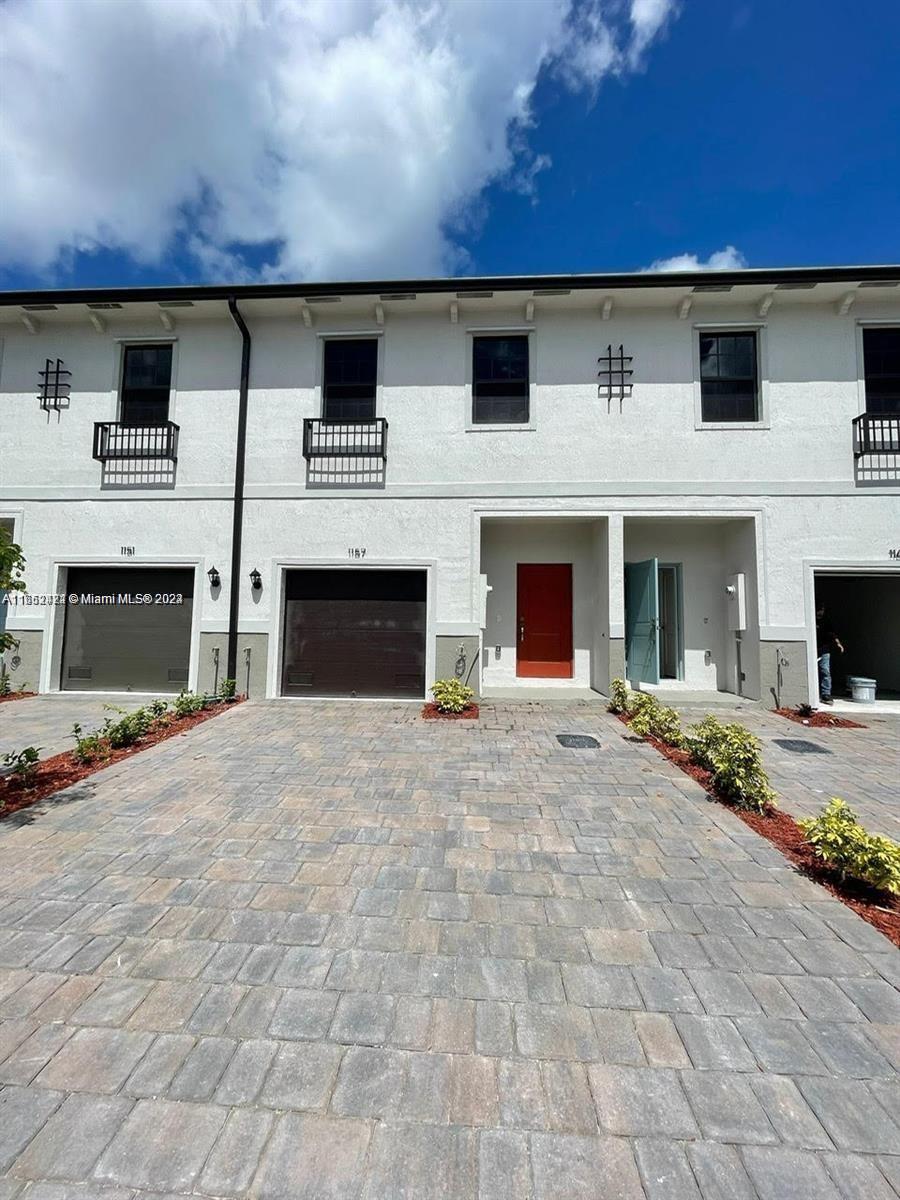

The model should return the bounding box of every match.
[686,714,775,813]
[607,677,631,714]
[148,698,169,719]
[431,678,475,713]
[71,722,107,764]
[0,529,26,656]
[101,705,156,749]
[800,799,900,895]
[218,678,237,700]
[685,714,724,771]
[173,690,206,717]
[625,692,686,748]
[2,745,42,785]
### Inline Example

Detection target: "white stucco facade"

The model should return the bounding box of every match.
[1,267,898,704]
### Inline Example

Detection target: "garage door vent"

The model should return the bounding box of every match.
[286,670,314,688]
[394,674,423,690]
[167,667,189,683]
[67,666,92,680]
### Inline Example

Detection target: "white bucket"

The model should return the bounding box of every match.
[847,676,876,703]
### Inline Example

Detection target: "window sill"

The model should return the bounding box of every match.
[695,421,770,431]
[465,423,536,433]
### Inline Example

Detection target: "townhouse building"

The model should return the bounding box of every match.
[1,264,898,707]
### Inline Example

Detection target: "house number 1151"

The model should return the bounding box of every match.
[348,548,367,559]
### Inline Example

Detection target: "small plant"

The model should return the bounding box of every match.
[101,705,156,748]
[174,689,206,717]
[2,745,42,786]
[0,530,27,656]
[686,714,775,813]
[607,678,631,714]
[71,722,107,765]
[218,678,237,701]
[0,669,11,697]
[797,702,815,718]
[800,799,900,896]
[148,698,169,719]
[626,692,680,747]
[431,678,475,714]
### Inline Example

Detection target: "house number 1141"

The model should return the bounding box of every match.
[348,548,367,559]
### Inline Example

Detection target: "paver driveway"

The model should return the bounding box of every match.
[0,695,147,761]
[0,699,898,1199]
[738,707,899,840]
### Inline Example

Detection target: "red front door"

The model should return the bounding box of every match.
[516,563,573,678]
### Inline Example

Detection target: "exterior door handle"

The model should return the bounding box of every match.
[519,621,525,642]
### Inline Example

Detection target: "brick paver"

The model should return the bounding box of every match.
[0,698,898,1197]
[0,694,147,761]
[674,703,900,839]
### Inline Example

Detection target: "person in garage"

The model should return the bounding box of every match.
[815,604,844,706]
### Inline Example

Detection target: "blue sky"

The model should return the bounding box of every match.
[477,0,900,275]
[1,0,898,290]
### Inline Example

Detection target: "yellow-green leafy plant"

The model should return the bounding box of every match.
[686,714,776,813]
[431,678,475,713]
[607,678,631,714]
[626,692,679,740]
[631,700,685,748]
[799,799,900,895]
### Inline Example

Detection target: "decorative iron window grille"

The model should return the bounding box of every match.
[38,358,71,411]
[598,344,633,411]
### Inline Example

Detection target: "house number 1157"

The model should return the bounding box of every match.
[348,548,367,559]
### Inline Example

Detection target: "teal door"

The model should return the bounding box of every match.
[625,558,660,685]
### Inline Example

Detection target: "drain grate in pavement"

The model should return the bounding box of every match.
[556,733,600,749]
[773,738,832,755]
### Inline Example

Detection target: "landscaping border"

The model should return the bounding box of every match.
[0,699,243,819]
[421,703,479,720]
[0,692,37,705]
[773,706,865,730]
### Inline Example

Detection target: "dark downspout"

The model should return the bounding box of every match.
[227,298,251,684]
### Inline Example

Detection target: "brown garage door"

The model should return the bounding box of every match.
[61,567,194,692]
[281,568,426,698]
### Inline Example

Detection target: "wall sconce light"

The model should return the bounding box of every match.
[207,566,221,589]
[249,568,262,591]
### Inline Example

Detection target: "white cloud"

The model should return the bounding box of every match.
[645,245,748,272]
[628,0,679,64]
[0,0,677,281]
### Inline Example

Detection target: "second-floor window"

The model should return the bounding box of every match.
[863,327,900,414]
[120,344,172,426]
[699,331,759,422]
[473,335,530,424]
[323,338,378,421]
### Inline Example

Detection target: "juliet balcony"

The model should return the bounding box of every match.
[852,413,900,485]
[93,420,180,463]
[302,418,389,461]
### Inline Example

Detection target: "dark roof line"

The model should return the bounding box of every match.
[1,263,898,307]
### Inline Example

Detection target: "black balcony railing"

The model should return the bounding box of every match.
[853,413,900,457]
[93,421,180,462]
[303,418,388,460]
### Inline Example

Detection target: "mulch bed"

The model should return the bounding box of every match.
[774,707,866,730]
[0,692,37,704]
[0,700,242,820]
[617,712,900,946]
[421,703,480,720]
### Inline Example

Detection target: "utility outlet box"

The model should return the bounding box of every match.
[478,575,492,629]
[725,572,747,631]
